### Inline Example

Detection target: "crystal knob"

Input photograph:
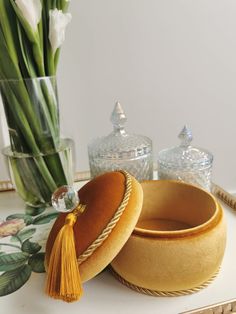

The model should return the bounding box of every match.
[51,185,79,213]
[178,125,193,147]
[110,102,127,134]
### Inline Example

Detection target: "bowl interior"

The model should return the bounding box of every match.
[135,180,217,234]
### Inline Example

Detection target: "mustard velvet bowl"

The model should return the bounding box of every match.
[111,180,227,293]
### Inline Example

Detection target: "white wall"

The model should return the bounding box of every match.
[1,0,236,190]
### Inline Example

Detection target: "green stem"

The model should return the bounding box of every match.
[1,78,59,153]
[53,0,57,9]
[32,42,45,76]
[10,158,45,206]
[41,78,59,137]
[44,154,67,187]
[0,1,19,67]
[48,48,55,75]
[38,17,44,54]
[2,83,41,154]
[9,144,71,206]
[42,7,55,76]
[0,28,47,152]
[34,157,57,191]
[54,49,60,73]
[60,0,70,12]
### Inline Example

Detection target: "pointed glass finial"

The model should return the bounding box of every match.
[51,185,79,213]
[110,102,127,134]
[178,125,193,147]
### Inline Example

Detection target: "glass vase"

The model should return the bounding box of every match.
[0,76,75,207]
[3,139,74,207]
[0,76,60,154]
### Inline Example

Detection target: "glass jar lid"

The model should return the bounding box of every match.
[157,126,213,169]
[88,102,152,160]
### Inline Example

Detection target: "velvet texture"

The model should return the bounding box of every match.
[111,180,227,292]
[45,171,143,282]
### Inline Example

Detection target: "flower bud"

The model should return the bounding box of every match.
[15,0,42,32]
[49,9,72,55]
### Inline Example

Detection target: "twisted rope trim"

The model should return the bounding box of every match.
[110,267,219,297]
[78,171,132,264]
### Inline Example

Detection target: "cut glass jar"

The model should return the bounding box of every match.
[88,102,153,181]
[157,126,213,190]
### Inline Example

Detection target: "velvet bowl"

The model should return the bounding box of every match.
[111,180,227,293]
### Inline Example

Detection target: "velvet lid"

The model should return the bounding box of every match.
[45,171,143,282]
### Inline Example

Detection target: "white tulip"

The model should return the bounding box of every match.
[15,0,42,32]
[49,9,72,55]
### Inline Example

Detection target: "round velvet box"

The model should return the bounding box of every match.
[111,180,227,294]
[45,171,143,282]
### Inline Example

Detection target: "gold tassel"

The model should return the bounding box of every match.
[45,205,86,302]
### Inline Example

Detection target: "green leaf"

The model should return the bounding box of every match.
[0,0,20,68]
[22,239,41,255]
[0,27,21,79]
[25,206,46,217]
[1,83,41,154]
[0,265,31,296]
[33,212,58,225]
[9,0,38,44]
[6,214,33,226]
[17,20,37,77]
[9,0,45,76]
[10,228,36,243]
[0,252,29,272]
[28,253,45,273]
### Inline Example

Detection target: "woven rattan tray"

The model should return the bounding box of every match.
[181,298,236,314]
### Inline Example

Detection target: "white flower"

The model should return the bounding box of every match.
[49,9,72,55]
[15,0,42,32]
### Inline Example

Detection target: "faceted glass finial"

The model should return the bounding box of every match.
[110,102,127,132]
[178,125,193,147]
[51,185,79,213]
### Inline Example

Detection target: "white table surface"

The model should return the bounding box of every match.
[0,183,236,314]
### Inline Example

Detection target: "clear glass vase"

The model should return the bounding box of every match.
[3,139,74,207]
[0,76,60,154]
[0,76,74,206]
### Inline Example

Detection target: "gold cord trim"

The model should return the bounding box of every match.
[110,267,219,297]
[73,204,86,217]
[78,171,132,264]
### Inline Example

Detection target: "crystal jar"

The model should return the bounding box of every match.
[88,102,153,181]
[157,126,213,190]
